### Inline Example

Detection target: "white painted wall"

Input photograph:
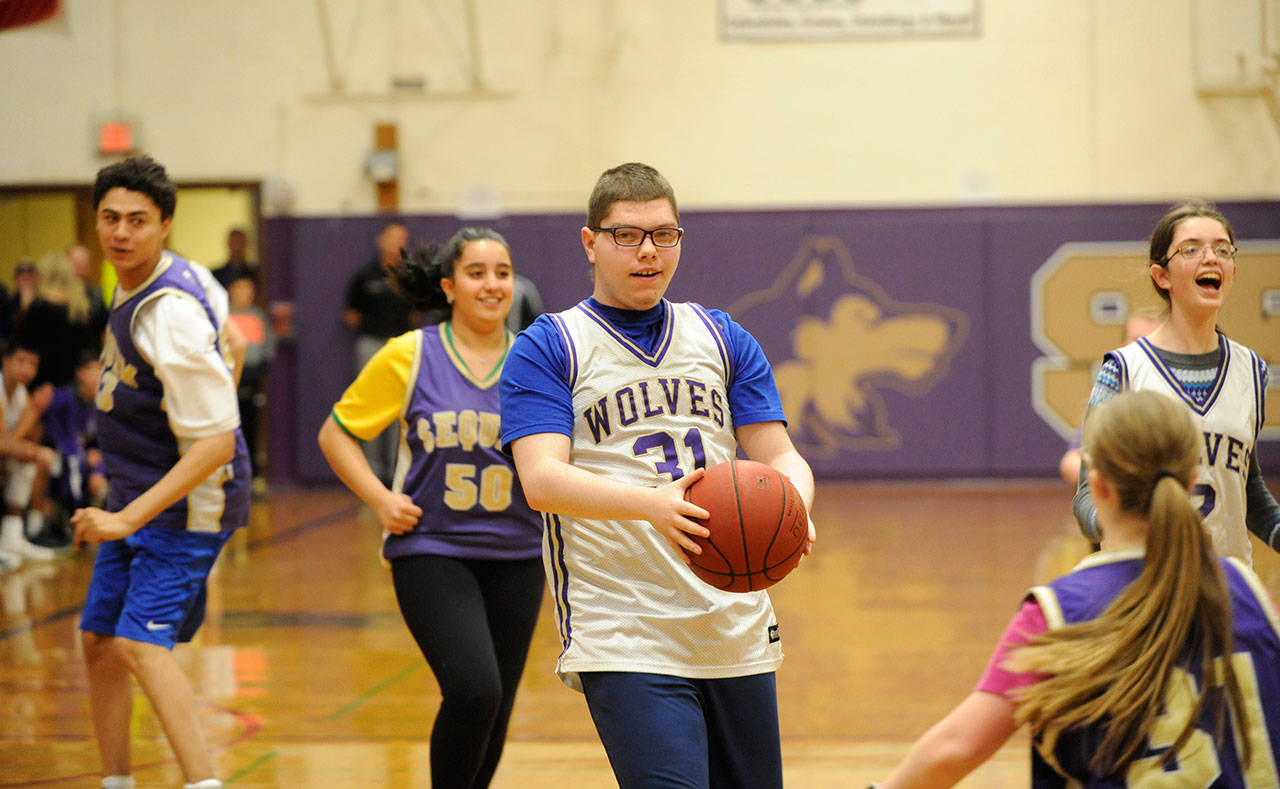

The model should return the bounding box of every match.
[2,0,1278,214]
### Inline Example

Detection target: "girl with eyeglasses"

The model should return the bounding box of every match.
[1072,200,1279,563]
[874,390,1280,788]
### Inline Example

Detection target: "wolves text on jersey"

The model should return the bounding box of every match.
[582,377,727,445]
[1203,430,1251,478]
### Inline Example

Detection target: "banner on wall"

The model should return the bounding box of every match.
[720,0,980,41]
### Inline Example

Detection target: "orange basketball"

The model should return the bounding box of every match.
[682,460,808,593]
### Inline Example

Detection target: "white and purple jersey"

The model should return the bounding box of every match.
[1027,551,1280,787]
[98,253,250,533]
[383,325,541,562]
[501,298,787,691]
[1108,335,1266,562]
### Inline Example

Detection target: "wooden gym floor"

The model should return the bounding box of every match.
[4,479,1280,787]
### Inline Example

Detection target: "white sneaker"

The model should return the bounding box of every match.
[0,547,21,571]
[1,514,55,561]
[24,510,45,541]
[0,536,56,561]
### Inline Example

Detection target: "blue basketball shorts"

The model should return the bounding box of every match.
[79,526,231,649]
[579,671,782,789]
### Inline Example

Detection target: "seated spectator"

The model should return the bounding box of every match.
[0,341,58,566]
[41,352,106,529]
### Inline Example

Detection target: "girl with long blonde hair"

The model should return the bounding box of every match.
[875,390,1280,787]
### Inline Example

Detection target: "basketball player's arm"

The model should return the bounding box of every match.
[73,290,242,546]
[222,316,247,387]
[1245,455,1280,551]
[1072,362,1124,542]
[318,414,421,534]
[736,421,816,550]
[72,431,236,546]
[510,432,713,557]
[877,691,1018,788]
[319,334,422,533]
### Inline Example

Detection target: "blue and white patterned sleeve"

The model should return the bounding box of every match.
[1072,354,1127,541]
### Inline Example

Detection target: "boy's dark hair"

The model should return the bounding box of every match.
[587,163,678,228]
[75,349,101,369]
[93,155,177,220]
[0,338,39,359]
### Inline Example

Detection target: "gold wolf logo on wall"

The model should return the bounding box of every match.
[730,237,968,454]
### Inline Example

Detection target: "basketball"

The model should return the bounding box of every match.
[682,460,809,593]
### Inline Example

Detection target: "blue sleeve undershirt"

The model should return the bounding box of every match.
[499,299,786,452]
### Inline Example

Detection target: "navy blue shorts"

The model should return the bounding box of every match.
[579,671,782,789]
[79,527,230,649]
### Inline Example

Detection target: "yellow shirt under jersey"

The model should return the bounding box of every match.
[331,331,417,440]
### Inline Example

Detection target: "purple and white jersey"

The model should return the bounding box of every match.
[385,325,541,562]
[1109,335,1266,562]
[1026,550,1280,787]
[98,253,250,533]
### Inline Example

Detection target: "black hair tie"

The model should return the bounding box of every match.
[1153,469,1178,485]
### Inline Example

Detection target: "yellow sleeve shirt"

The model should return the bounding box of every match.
[331,331,418,441]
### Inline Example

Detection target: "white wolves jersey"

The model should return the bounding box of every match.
[544,300,783,691]
[1109,335,1265,563]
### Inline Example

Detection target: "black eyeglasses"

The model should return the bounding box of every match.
[590,226,684,247]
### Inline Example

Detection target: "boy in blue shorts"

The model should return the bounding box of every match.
[500,162,816,788]
[74,156,250,789]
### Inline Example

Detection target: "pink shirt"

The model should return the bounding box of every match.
[975,600,1048,698]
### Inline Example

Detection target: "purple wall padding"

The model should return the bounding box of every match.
[265,202,1280,484]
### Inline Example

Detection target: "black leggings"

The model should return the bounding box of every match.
[391,554,544,789]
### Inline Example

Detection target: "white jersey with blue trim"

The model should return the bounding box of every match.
[545,300,783,691]
[1110,335,1265,563]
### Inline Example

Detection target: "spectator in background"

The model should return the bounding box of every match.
[213,227,259,290]
[42,352,106,527]
[227,274,275,491]
[66,243,108,314]
[7,258,38,339]
[0,265,12,345]
[0,341,57,565]
[20,251,101,388]
[508,273,545,333]
[344,220,414,484]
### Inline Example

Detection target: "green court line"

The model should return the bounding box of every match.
[324,660,425,721]
[225,750,277,783]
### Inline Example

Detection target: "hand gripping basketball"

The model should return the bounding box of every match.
[681,460,809,593]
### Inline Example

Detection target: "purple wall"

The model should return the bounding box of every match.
[265,202,1280,484]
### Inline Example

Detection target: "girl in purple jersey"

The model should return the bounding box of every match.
[318,228,543,789]
[876,390,1280,788]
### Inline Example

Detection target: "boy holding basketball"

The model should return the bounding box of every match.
[75,155,250,789]
[500,162,814,788]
